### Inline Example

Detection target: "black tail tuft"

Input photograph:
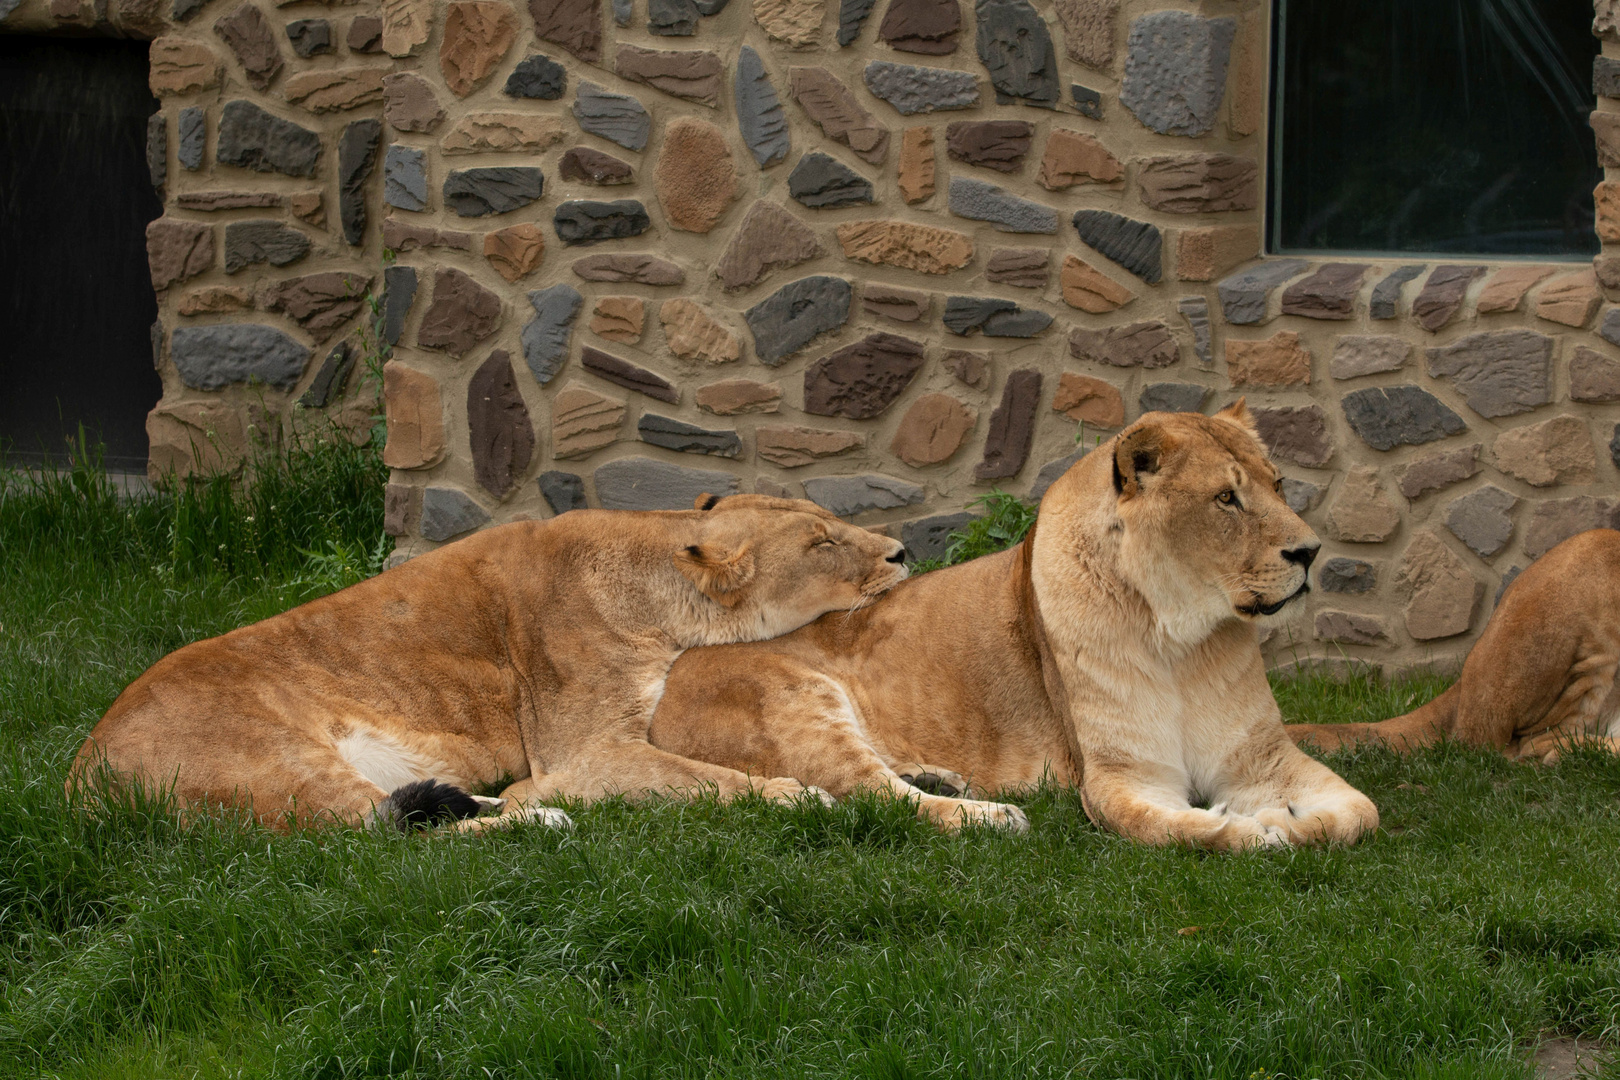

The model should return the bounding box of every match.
[378,779,482,832]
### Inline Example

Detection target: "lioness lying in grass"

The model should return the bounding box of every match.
[69,495,908,831]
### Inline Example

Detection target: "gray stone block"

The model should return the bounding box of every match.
[863,60,980,114]
[420,487,490,542]
[839,0,877,45]
[171,324,310,391]
[1030,449,1086,501]
[1216,258,1308,324]
[1369,264,1424,320]
[1425,329,1553,419]
[648,0,697,34]
[1070,83,1102,118]
[1072,210,1161,283]
[1341,386,1467,451]
[0,0,20,20]
[337,119,381,247]
[1444,485,1517,559]
[1597,56,1620,99]
[746,276,853,364]
[553,200,651,244]
[595,456,740,510]
[944,296,1052,337]
[146,113,166,192]
[1281,477,1322,513]
[443,167,544,217]
[788,153,875,208]
[177,107,205,171]
[380,266,417,347]
[223,220,310,273]
[901,512,977,562]
[539,471,588,514]
[1139,382,1207,414]
[298,341,354,409]
[735,47,790,168]
[1331,335,1410,380]
[1177,296,1211,366]
[216,99,321,177]
[975,0,1060,107]
[948,176,1057,233]
[286,18,331,57]
[613,0,631,24]
[1119,10,1235,136]
[803,474,925,517]
[1319,557,1376,594]
[505,54,567,99]
[637,413,741,457]
[1599,307,1620,349]
[384,144,428,211]
[574,81,651,151]
[521,284,583,384]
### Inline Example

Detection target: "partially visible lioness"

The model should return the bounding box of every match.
[69,495,909,831]
[650,405,1379,847]
[1289,529,1620,763]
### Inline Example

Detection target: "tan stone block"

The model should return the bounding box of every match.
[1052,372,1123,427]
[1474,266,1553,314]
[654,118,739,234]
[1594,111,1620,167]
[1534,269,1601,328]
[1315,611,1389,647]
[753,0,822,47]
[1397,530,1482,641]
[1493,415,1596,487]
[288,192,325,226]
[696,380,781,415]
[1224,10,1264,137]
[1052,0,1116,70]
[1175,225,1258,282]
[439,1,517,96]
[552,383,625,459]
[382,0,433,57]
[382,362,445,469]
[890,393,975,466]
[591,296,645,343]
[146,399,247,481]
[1059,254,1134,314]
[1596,181,1620,243]
[1225,330,1310,388]
[898,126,935,204]
[178,286,251,315]
[1036,129,1123,189]
[146,218,214,291]
[1570,346,1620,402]
[149,37,221,96]
[283,68,387,113]
[1326,466,1399,543]
[757,425,865,468]
[836,220,973,275]
[483,223,545,282]
[714,201,821,292]
[660,298,741,363]
[439,113,569,153]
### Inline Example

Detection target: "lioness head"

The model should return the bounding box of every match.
[672,494,909,642]
[1057,401,1320,645]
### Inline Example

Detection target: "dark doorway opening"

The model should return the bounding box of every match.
[0,38,164,473]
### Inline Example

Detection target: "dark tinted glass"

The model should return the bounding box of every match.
[1271,0,1601,259]
[0,40,164,471]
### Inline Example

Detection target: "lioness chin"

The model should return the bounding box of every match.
[649,403,1379,848]
[69,495,908,832]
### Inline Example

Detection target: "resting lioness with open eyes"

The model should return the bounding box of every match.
[69,494,909,832]
[649,404,1379,847]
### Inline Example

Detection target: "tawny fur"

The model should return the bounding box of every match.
[1289,528,1620,764]
[67,496,908,830]
[649,406,1380,847]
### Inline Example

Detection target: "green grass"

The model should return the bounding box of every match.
[3,466,1619,1078]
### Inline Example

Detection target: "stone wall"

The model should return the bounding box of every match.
[7,0,1620,671]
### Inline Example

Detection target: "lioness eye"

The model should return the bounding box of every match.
[813,537,837,547]
[1216,489,1238,506]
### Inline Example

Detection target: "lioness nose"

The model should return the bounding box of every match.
[886,542,907,564]
[1282,542,1320,570]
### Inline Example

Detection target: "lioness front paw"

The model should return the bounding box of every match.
[506,805,574,830]
[950,799,1030,833]
[750,777,836,807]
[893,762,970,798]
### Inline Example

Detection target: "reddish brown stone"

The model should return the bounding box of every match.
[214,3,283,91]
[1135,154,1258,213]
[862,283,930,322]
[529,0,601,62]
[1252,405,1332,468]
[975,368,1041,479]
[757,426,865,467]
[1226,330,1311,387]
[615,45,722,106]
[591,296,645,343]
[1279,263,1369,320]
[898,126,935,203]
[1052,372,1123,427]
[655,118,738,234]
[382,72,445,132]
[483,223,546,282]
[284,68,387,112]
[987,248,1049,289]
[149,37,222,95]
[1570,346,1620,402]
[178,286,251,315]
[660,299,741,362]
[417,268,502,357]
[146,218,214,291]
[836,219,973,274]
[715,200,822,292]
[382,0,433,57]
[1412,265,1486,332]
[175,191,283,211]
[790,67,890,165]
[946,120,1033,173]
[696,380,781,415]
[1493,415,1596,487]
[382,361,445,469]
[288,192,324,226]
[440,2,517,96]
[1175,225,1258,282]
[1475,266,1553,314]
[347,15,385,51]
[1534,269,1601,328]
[581,347,679,403]
[382,218,476,252]
[261,271,372,341]
[1036,128,1122,189]
[573,253,685,285]
[467,349,534,498]
[878,0,961,54]
[1059,254,1133,313]
[943,350,988,388]
[891,393,975,466]
[1068,321,1176,368]
[1597,181,1620,243]
[803,333,926,419]
[559,147,633,184]
[552,382,625,459]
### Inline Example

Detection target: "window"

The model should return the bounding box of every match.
[1269,0,1601,259]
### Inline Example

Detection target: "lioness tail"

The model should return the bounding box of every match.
[376,778,482,831]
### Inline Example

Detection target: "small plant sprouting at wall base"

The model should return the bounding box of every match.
[908,490,1039,574]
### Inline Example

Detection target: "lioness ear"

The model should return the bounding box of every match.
[673,542,756,606]
[1212,397,1258,437]
[1113,424,1171,499]
[694,493,723,511]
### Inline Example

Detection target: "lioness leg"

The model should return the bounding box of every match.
[530,740,828,807]
[1080,762,1288,849]
[450,776,575,832]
